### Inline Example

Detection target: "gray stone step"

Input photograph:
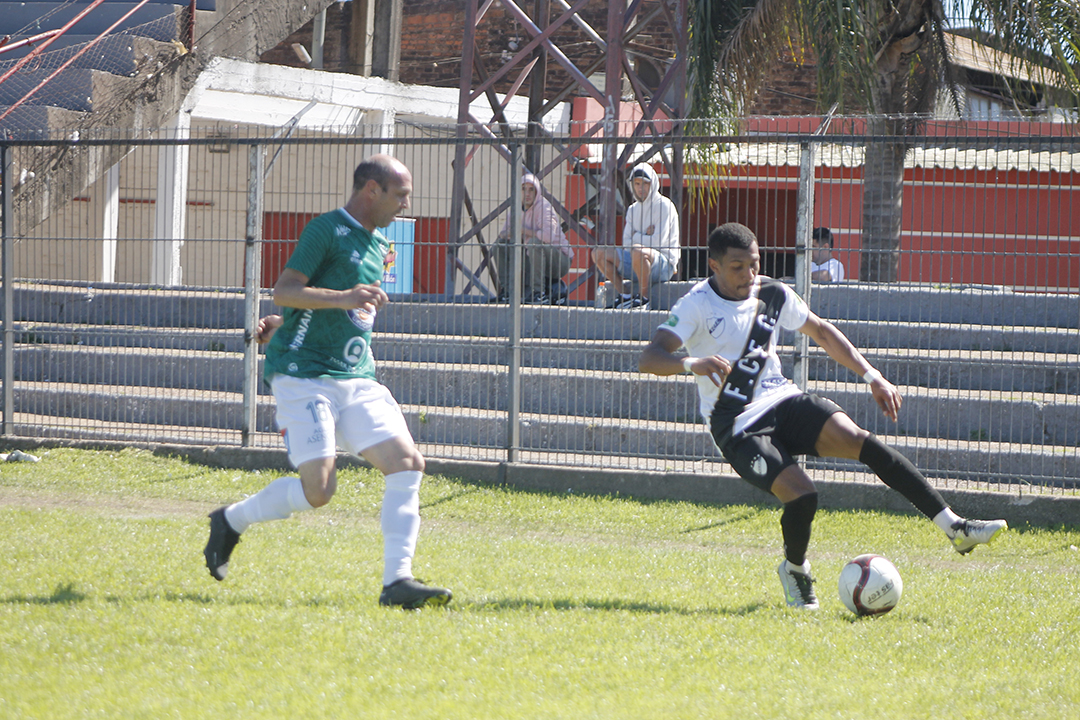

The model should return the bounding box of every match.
[9,350,1078,447]
[11,335,1078,398]
[8,283,1078,338]
[9,389,1076,488]
[655,280,1080,327]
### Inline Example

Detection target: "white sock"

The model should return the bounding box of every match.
[933,507,963,535]
[224,476,313,534]
[381,470,423,586]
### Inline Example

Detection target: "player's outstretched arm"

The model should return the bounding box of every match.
[798,312,901,421]
[639,328,730,386]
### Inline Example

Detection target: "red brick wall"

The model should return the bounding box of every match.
[260,1,677,97]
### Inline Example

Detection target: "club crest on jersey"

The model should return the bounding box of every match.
[664,314,678,327]
[707,316,726,337]
[750,454,768,476]
[349,249,364,269]
[343,336,368,365]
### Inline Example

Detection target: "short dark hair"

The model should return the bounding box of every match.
[708,222,758,260]
[352,156,398,193]
[812,226,833,247]
[630,167,650,180]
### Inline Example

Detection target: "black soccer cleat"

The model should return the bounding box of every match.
[204,507,241,581]
[379,578,452,609]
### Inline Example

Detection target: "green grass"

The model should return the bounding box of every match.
[1,447,1078,719]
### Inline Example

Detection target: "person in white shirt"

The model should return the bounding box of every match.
[591,163,680,309]
[638,222,1007,610]
[810,226,845,282]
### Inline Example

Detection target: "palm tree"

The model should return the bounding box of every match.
[688,0,1080,281]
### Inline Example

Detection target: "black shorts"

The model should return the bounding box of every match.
[714,393,844,493]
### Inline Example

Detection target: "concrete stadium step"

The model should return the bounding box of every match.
[11,350,1077,447]
[655,280,1079,327]
[13,381,276,431]
[379,365,1078,447]
[827,319,1080,354]
[12,323,245,352]
[15,317,1077,387]
[9,398,1076,488]
[9,282,1077,339]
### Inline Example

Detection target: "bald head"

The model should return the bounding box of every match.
[352,154,410,193]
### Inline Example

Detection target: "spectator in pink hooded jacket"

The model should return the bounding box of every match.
[492,174,574,304]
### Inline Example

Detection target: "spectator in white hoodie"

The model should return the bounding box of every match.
[591,163,680,309]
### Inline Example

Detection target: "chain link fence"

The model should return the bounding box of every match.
[2,120,1078,494]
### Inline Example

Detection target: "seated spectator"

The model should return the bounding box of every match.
[810,227,845,283]
[492,174,573,305]
[591,163,680,309]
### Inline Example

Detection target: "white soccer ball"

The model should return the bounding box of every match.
[838,554,903,616]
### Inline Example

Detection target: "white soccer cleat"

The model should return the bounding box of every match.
[949,518,1008,555]
[778,560,819,610]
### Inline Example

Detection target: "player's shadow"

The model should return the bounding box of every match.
[0,582,86,605]
[680,508,760,534]
[420,487,480,509]
[463,596,763,617]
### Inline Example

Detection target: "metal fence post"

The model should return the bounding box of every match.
[506,143,523,463]
[793,138,815,390]
[1,144,12,435]
[242,143,266,447]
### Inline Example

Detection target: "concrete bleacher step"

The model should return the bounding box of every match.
[655,279,1080,328]
[10,343,1078,447]
[8,398,1076,487]
[16,327,1078,399]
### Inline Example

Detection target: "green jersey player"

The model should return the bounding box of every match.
[204,154,451,609]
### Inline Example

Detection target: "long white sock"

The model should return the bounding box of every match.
[381,470,423,586]
[224,476,313,534]
[933,507,964,534]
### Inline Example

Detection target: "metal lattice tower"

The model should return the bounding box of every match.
[447,0,688,298]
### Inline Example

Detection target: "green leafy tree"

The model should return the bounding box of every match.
[688,0,1080,281]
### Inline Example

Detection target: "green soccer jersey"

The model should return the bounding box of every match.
[264,208,390,382]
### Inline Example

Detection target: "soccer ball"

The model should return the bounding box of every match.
[838,554,903,616]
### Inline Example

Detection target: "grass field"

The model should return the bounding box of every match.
[1,447,1078,719]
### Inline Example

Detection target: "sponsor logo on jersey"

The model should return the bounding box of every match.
[289,309,314,350]
[336,225,351,236]
[664,314,679,327]
[350,249,363,269]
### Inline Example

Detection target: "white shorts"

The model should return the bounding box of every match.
[270,375,412,468]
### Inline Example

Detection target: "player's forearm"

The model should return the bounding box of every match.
[814,321,874,378]
[639,344,686,376]
[273,285,355,310]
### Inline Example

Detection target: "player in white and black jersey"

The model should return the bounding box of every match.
[639,222,1007,610]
